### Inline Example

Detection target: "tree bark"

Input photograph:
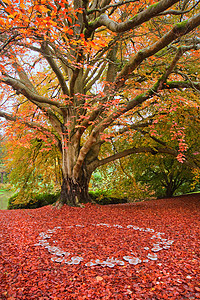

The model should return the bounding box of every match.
[165,182,175,198]
[60,168,92,206]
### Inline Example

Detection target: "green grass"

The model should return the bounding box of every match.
[0,189,14,209]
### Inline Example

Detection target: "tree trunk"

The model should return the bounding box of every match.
[165,180,176,198]
[165,187,174,198]
[58,130,99,206]
[60,172,92,206]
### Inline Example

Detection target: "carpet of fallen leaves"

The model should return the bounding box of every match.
[0,194,200,300]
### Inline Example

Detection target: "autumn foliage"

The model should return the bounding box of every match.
[0,194,200,299]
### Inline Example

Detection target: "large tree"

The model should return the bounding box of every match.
[0,0,200,206]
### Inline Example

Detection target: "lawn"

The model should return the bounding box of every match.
[0,188,13,210]
[0,194,199,299]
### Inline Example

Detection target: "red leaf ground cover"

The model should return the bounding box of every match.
[0,194,200,299]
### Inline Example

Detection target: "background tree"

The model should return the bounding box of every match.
[95,98,200,200]
[95,155,196,200]
[0,0,200,206]
[135,156,195,198]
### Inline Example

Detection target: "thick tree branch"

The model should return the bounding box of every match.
[83,60,104,85]
[93,88,157,135]
[10,55,39,93]
[0,33,20,55]
[158,44,199,89]
[87,0,139,15]
[96,147,176,166]
[0,109,62,146]
[116,13,200,86]
[158,0,200,16]
[41,43,69,96]
[73,133,97,179]
[95,146,198,169]
[115,122,153,136]
[0,74,64,134]
[85,62,107,92]
[164,80,200,92]
[87,0,180,33]
[0,76,63,109]
[0,109,47,131]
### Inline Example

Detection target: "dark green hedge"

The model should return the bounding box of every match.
[89,190,127,205]
[8,190,127,209]
[8,192,60,209]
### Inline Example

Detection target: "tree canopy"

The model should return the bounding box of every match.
[0,0,200,205]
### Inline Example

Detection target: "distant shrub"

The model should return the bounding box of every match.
[89,190,127,205]
[8,192,60,209]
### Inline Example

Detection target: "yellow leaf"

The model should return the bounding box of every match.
[20,2,26,10]
[3,0,12,4]
[40,5,50,13]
